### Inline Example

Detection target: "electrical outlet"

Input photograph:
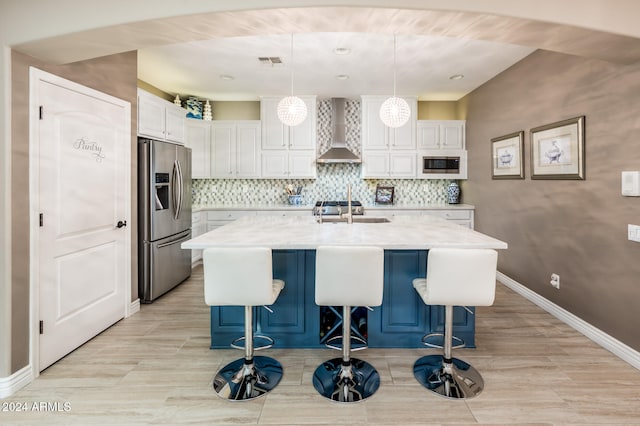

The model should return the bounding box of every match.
[423,184,429,192]
[550,273,560,289]
[628,224,640,242]
[211,185,217,193]
[242,184,249,194]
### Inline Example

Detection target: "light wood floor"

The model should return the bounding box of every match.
[4,265,640,425]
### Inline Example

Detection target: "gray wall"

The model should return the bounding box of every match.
[463,49,640,350]
[10,50,138,373]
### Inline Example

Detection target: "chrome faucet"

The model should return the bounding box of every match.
[317,200,324,224]
[340,184,353,224]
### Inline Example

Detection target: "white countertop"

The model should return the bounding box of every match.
[192,203,475,212]
[182,214,506,250]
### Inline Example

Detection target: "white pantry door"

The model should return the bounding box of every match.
[33,69,131,370]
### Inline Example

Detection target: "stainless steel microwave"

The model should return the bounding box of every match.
[419,150,467,179]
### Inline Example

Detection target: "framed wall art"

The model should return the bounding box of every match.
[375,185,394,204]
[491,131,524,179]
[530,116,585,180]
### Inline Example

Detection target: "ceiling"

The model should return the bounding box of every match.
[137,32,536,102]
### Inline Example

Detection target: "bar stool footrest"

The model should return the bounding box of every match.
[325,335,368,352]
[421,332,465,350]
[231,334,275,351]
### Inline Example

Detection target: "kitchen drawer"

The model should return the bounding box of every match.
[206,210,256,221]
[423,209,471,220]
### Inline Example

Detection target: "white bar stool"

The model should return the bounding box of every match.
[412,248,497,399]
[203,247,285,401]
[312,245,384,403]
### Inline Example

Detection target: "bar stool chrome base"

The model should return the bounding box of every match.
[413,354,484,399]
[213,356,283,401]
[312,358,380,403]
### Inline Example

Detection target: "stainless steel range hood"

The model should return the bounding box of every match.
[317,98,361,164]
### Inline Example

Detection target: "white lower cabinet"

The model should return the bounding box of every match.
[206,210,257,232]
[422,209,474,228]
[367,208,474,228]
[191,211,206,263]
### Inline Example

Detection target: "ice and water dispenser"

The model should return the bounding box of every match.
[154,173,170,210]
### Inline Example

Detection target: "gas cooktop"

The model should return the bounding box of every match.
[313,201,364,216]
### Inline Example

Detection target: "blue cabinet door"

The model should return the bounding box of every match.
[258,250,321,347]
[368,250,428,347]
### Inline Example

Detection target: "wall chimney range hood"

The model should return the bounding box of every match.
[317,98,361,164]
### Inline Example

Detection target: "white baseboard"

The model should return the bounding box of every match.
[497,271,640,371]
[126,298,140,318]
[0,365,33,399]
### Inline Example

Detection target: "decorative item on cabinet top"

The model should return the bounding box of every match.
[185,97,203,120]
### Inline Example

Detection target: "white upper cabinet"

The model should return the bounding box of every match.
[417,120,465,150]
[260,96,317,150]
[137,88,186,144]
[211,121,261,179]
[259,96,317,178]
[361,96,417,151]
[361,95,417,178]
[184,119,211,178]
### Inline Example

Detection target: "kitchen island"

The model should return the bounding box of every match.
[182,215,507,349]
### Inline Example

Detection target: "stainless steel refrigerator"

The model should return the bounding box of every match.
[138,138,192,303]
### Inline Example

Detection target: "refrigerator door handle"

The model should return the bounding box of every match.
[157,232,191,249]
[176,159,184,219]
[172,159,181,220]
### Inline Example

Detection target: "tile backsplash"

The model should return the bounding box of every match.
[192,98,455,206]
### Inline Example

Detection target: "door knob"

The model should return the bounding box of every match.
[116,220,127,228]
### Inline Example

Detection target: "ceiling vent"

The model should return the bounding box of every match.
[258,57,283,66]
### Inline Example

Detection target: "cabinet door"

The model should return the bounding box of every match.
[261,151,289,178]
[288,151,316,178]
[211,124,235,178]
[185,120,211,178]
[362,152,389,178]
[165,106,185,143]
[289,96,317,150]
[361,97,389,150]
[235,122,261,178]
[417,121,441,149]
[258,250,306,335]
[389,152,416,177]
[368,250,428,348]
[440,121,465,149]
[388,97,416,150]
[138,92,166,139]
[261,97,289,150]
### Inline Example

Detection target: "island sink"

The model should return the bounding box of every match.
[319,216,391,224]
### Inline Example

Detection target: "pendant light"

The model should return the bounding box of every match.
[379,34,410,128]
[277,34,308,127]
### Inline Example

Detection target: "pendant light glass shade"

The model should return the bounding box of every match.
[380,34,410,128]
[277,96,308,126]
[379,96,410,128]
[278,34,308,126]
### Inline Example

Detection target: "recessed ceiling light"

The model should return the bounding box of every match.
[333,47,351,55]
[449,74,464,80]
[336,74,349,80]
[220,74,234,81]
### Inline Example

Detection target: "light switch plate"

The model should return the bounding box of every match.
[622,171,640,196]
[629,224,640,242]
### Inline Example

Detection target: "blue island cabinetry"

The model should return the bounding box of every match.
[209,249,475,349]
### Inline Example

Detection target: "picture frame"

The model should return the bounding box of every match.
[530,116,585,180]
[491,131,524,179]
[375,185,394,204]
